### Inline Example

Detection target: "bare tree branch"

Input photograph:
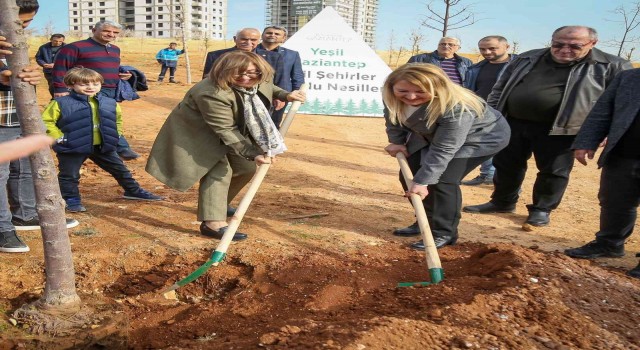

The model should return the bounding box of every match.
[604,2,640,58]
[420,0,482,37]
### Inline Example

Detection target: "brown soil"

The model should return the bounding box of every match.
[0,40,639,349]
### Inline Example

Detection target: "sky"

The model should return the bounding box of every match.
[30,0,637,57]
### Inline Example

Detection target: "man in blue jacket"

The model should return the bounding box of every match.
[257,26,305,128]
[155,42,184,83]
[407,37,472,85]
[462,35,516,186]
[34,33,65,98]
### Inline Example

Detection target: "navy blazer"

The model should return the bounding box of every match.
[35,42,65,74]
[572,68,640,168]
[257,44,304,91]
[202,47,285,88]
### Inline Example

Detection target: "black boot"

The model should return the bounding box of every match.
[393,222,420,237]
[410,236,457,250]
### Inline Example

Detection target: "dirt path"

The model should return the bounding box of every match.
[0,53,639,349]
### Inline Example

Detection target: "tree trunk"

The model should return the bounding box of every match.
[181,27,192,84]
[442,0,451,37]
[0,0,80,307]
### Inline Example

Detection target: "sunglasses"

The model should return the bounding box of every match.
[550,41,591,50]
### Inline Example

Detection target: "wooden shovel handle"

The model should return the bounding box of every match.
[395,153,443,269]
[215,84,308,254]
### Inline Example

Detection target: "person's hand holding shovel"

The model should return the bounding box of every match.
[255,154,276,165]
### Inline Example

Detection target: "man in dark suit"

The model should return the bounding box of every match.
[257,25,305,127]
[202,28,284,89]
[564,68,640,279]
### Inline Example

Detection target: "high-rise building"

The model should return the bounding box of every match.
[265,0,378,48]
[67,0,227,39]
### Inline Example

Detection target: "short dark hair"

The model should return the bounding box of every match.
[169,42,177,45]
[478,36,508,44]
[16,0,39,14]
[50,33,65,40]
[263,25,288,36]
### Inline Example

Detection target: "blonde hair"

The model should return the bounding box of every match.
[209,50,274,90]
[382,63,485,127]
[63,67,104,86]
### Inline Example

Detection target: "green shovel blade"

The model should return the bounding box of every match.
[397,268,444,287]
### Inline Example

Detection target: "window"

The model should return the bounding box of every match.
[146,0,151,3]
[99,9,105,14]
[146,15,152,20]
[146,7,152,12]
[175,6,180,10]
[146,31,152,36]
[146,23,152,28]
[100,17,105,21]
[99,1,105,5]
[73,18,78,23]
[88,2,93,6]
[73,26,78,30]
[158,23,163,27]
[158,15,163,19]
[158,6,163,11]
[125,10,134,14]
[88,10,93,14]
[158,31,164,36]
[72,3,77,7]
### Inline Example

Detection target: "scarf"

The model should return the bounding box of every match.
[232,86,287,157]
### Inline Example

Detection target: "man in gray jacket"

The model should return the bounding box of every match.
[564,68,640,279]
[463,26,632,229]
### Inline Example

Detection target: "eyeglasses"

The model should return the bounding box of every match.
[550,41,591,50]
[438,43,458,47]
[234,71,262,78]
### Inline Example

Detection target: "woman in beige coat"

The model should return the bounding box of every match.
[146,51,305,241]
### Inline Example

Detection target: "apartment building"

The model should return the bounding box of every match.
[68,0,227,39]
[265,0,378,47]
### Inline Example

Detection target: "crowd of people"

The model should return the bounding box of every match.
[0,0,638,280]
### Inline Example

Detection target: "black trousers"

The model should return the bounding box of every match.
[401,150,491,238]
[491,118,575,212]
[595,155,640,247]
[159,65,176,79]
[44,72,54,98]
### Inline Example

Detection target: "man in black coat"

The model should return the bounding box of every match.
[463,26,632,230]
[564,68,640,279]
